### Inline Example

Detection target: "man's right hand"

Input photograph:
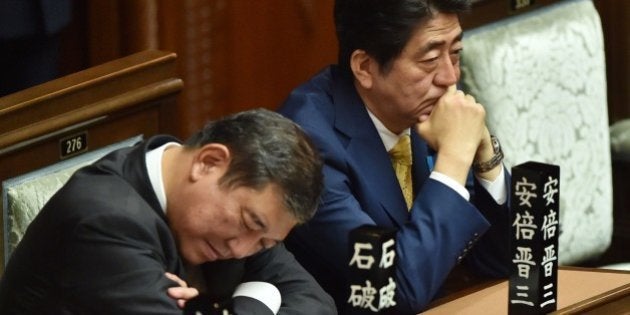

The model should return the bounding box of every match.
[415,85,488,185]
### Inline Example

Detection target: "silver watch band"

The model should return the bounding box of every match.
[472,135,504,173]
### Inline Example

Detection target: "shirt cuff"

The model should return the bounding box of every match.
[430,171,471,201]
[232,281,281,314]
[474,166,507,205]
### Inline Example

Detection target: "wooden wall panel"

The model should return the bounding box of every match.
[211,1,337,117]
[157,0,337,139]
[158,0,216,139]
[594,0,630,124]
[461,0,565,29]
[86,0,122,65]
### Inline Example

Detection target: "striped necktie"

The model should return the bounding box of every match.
[389,134,413,210]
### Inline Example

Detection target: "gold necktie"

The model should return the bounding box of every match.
[389,135,413,210]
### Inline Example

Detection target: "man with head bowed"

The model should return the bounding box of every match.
[0,109,336,314]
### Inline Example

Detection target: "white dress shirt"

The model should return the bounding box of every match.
[145,142,181,213]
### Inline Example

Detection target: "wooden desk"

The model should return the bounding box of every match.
[423,267,630,314]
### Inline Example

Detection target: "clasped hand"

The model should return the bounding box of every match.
[415,85,494,185]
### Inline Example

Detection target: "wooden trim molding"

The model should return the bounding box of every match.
[0,50,182,152]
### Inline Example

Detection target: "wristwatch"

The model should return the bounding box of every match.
[472,135,504,173]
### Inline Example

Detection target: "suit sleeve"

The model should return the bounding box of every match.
[55,210,184,315]
[242,243,337,315]
[465,171,512,277]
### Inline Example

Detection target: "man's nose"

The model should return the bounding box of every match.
[227,232,263,259]
[434,55,459,87]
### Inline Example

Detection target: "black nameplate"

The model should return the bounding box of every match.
[508,161,560,315]
[511,0,535,11]
[60,132,88,159]
[347,225,397,314]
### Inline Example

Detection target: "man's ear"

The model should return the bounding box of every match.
[350,49,375,89]
[190,143,230,182]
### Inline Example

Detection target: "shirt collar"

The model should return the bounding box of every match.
[145,142,180,213]
[366,108,411,151]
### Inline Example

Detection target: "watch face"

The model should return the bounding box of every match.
[491,136,501,153]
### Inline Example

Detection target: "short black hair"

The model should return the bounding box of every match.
[334,0,471,75]
[185,108,323,223]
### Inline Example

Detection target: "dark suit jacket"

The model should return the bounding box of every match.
[0,136,335,315]
[278,66,511,313]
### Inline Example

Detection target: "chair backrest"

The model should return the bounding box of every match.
[2,136,141,262]
[460,0,612,265]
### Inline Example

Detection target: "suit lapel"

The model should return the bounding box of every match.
[330,70,408,227]
[411,132,431,193]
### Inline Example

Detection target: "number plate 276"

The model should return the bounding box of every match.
[60,132,88,159]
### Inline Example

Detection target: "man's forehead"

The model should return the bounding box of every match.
[409,14,462,48]
[418,12,461,36]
